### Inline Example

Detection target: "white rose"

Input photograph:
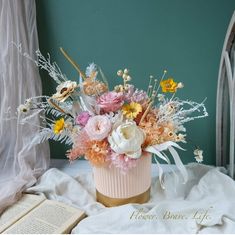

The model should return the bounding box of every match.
[108,121,145,159]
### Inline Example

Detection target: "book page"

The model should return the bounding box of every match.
[3,200,85,234]
[0,194,46,233]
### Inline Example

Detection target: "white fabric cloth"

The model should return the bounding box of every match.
[0,0,49,214]
[27,163,235,234]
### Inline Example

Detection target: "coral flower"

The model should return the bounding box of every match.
[67,130,90,161]
[54,118,65,134]
[160,78,178,93]
[85,140,109,166]
[122,102,142,119]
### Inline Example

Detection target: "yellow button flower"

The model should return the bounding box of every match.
[54,118,65,134]
[122,102,142,119]
[160,78,178,93]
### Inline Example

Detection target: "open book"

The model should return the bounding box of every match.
[0,194,86,234]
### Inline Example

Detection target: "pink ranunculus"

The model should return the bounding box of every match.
[85,115,112,140]
[97,91,124,113]
[75,111,91,126]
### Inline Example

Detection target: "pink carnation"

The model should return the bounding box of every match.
[124,85,135,102]
[97,91,124,113]
[124,85,148,104]
[107,151,139,174]
[85,115,112,140]
[75,111,91,126]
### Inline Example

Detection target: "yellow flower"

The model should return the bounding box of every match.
[122,102,142,119]
[160,78,178,93]
[54,118,65,134]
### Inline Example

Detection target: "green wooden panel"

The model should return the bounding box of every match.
[36,0,235,164]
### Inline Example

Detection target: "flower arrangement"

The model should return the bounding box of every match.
[16,46,208,183]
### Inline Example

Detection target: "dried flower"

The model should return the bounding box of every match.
[175,133,186,143]
[67,130,90,161]
[114,84,125,92]
[17,104,29,113]
[52,80,77,102]
[139,112,162,147]
[107,152,139,174]
[194,149,203,163]
[177,82,184,89]
[17,98,33,114]
[15,51,208,172]
[75,111,91,126]
[83,78,108,96]
[124,85,148,104]
[157,94,165,102]
[54,118,65,134]
[85,63,97,79]
[67,148,84,161]
[160,78,178,93]
[85,115,112,140]
[85,140,109,166]
[122,102,142,119]
[97,91,124,113]
[124,68,129,74]
[117,70,123,77]
[132,89,148,104]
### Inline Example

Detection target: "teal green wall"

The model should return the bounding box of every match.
[36,0,235,165]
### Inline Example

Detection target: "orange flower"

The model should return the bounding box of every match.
[160,78,178,93]
[139,109,161,147]
[139,108,177,147]
[83,78,108,96]
[85,140,109,166]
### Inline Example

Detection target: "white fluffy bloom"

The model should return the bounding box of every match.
[108,121,145,159]
[17,104,29,113]
[177,82,184,88]
[194,149,203,163]
[85,63,97,78]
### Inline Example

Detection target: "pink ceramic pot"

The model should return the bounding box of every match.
[93,153,152,207]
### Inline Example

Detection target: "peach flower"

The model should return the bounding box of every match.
[85,140,109,166]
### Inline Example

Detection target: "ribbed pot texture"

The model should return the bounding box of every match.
[93,153,152,199]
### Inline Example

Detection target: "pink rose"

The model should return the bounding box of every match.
[85,115,112,140]
[97,91,124,113]
[75,111,91,126]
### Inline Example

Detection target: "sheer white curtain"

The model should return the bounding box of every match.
[0,0,50,214]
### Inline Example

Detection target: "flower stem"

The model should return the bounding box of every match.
[155,70,167,96]
[139,101,153,125]
[48,98,74,118]
[60,47,86,80]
